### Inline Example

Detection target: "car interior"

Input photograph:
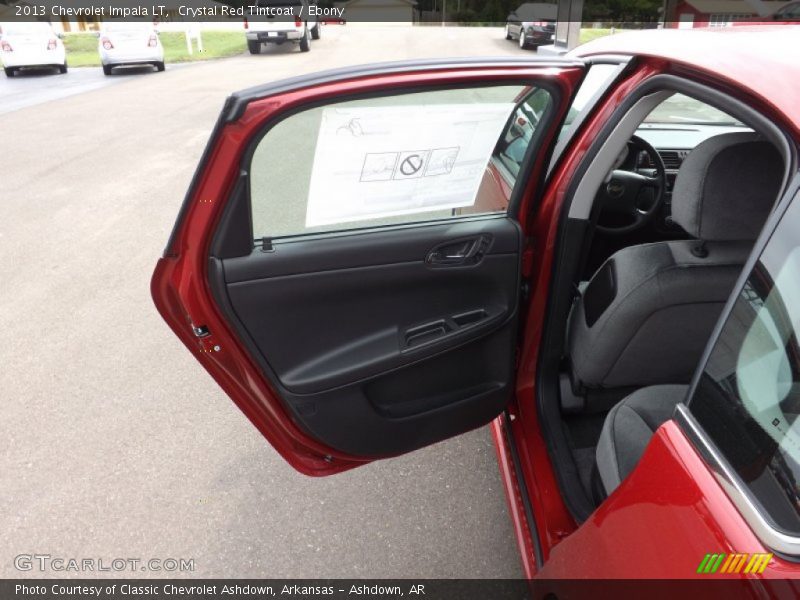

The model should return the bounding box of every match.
[543,82,788,517]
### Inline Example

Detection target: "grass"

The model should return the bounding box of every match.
[579,28,619,45]
[63,31,246,68]
[62,33,100,67]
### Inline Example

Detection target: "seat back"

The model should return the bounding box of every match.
[568,133,783,391]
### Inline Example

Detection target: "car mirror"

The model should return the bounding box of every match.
[499,133,526,159]
[94,31,101,38]
[56,32,64,39]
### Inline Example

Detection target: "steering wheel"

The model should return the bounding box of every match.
[595,135,667,235]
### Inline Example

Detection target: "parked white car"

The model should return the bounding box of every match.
[0,22,67,77]
[98,22,164,76]
[245,0,320,54]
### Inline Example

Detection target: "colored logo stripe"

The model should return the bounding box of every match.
[698,553,772,574]
[745,553,773,574]
[697,553,725,574]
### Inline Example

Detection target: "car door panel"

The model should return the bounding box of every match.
[153,59,586,473]
[210,217,521,456]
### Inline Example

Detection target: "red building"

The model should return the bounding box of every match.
[665,0,791,27]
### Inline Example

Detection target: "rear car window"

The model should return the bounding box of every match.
[248,85,553,239]
[690,195,800,534]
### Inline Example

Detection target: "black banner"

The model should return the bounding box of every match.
[0,0,796,24]
[4,579,800,600]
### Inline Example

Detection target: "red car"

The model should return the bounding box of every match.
[153,26,800,580]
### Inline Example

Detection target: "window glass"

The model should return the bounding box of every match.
[249,85,552,239]
[645,93,745,126]
[690,196,800,534]
[560,63,620,133]
[551,63,621,166]
[493,88,551,181]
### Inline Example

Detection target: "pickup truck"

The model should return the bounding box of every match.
[245,0,320,54]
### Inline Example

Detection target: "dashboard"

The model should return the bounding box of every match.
[635,122,753,186]
[627,123,754,232]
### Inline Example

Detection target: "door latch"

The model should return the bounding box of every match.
[426,234,492,267]
[191,324,210,338]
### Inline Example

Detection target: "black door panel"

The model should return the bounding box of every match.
[294,327,517,456]
[226,254,518,394]
[210,216,522,456]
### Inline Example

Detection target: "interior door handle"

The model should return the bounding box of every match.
[426,235,492,267]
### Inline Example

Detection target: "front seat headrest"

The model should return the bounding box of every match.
[671,132,783,242]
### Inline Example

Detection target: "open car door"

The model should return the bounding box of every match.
[152,58,586,475]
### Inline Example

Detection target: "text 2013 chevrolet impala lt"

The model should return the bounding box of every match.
[153,27,800,579]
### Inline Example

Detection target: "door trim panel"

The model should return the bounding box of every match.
[210,217,522,456]
[223,215,519,282]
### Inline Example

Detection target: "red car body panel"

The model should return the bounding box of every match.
[539,423,798,579]
[574,27,800,137]
[152,64,585,476]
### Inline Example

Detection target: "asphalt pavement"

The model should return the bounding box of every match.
[0,25,532,578]
[0,65,121,115]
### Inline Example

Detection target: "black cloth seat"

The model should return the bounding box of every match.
[595,384,689,494]
[568,133,783,392]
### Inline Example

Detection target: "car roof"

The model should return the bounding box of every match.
[571,26,800,130]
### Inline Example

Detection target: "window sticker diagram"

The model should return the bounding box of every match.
[394,150,429,180]
[306,102,515,227]
[360,147,460,182]
[337,118,365,137]
[360,152,399,182]
[425,147,459,177]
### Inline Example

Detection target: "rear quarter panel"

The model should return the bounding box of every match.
[537,422,800,579]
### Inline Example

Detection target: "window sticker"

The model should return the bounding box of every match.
[305,103,515,227]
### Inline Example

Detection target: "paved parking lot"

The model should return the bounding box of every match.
[0,25,532,578]
[0,65,120,115]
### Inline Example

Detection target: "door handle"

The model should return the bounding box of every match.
[426,235,492,267]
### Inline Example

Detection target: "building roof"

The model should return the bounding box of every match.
[572,26,800,131]
[680,0,791,15]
